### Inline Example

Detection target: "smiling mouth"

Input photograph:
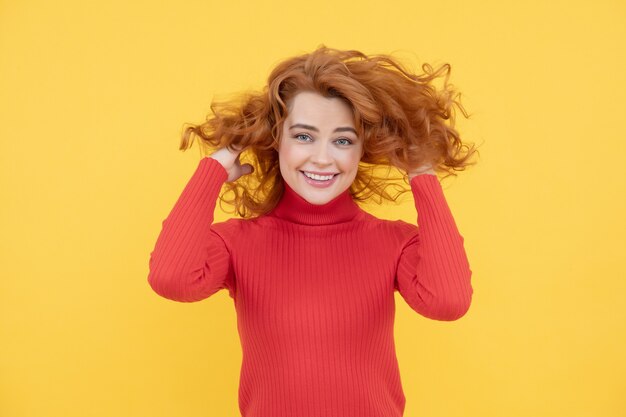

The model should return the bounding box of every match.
[300,171,339,181]
[300,171,339,178]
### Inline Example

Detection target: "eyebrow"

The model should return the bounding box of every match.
[289,123,357,135]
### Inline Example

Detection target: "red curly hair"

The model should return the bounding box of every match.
[180,45,480,218]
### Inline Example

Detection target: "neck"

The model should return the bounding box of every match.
[268,181,362,225]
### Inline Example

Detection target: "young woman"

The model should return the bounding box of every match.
[148,45,478,417]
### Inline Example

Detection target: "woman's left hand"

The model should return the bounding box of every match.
[407,164,436,181]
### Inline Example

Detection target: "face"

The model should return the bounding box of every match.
[278,90,364,205]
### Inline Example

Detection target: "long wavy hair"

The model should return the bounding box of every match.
[180,45,480,218]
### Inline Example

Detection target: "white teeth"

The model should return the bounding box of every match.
[303,171,335,181]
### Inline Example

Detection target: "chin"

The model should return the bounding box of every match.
[304,185,350,205]
[285,171,354,205]
[306,194,334,205]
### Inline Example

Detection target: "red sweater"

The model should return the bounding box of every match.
[148,156,473,417]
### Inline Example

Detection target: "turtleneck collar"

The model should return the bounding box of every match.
[268,181,362,225]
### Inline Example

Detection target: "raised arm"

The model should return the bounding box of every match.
[395,173,473,321]
[147,157,235,302]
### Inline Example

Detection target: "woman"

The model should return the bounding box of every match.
[148,45,478,417]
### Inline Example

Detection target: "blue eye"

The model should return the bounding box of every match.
[294,134,354,145]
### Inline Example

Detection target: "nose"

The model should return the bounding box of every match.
[310,141,333,165]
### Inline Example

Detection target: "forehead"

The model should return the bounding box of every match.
[286,91,354,125]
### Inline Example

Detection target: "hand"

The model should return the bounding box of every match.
[407,164,436,181]
[209,146,254,183]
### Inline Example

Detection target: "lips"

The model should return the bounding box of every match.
[301,170,339,177]
[300,171,339,188]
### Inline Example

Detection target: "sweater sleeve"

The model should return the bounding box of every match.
[394,174,473,321]
[147,157,235,302]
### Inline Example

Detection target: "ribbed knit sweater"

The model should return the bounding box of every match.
[147,156,473,417]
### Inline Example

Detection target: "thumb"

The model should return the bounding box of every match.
[242,163,254,175]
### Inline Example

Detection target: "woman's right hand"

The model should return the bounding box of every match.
[209,146,254,183]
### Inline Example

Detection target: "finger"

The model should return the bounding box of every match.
[242,164,254,175]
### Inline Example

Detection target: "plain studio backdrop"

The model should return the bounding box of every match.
[1,1,625,416]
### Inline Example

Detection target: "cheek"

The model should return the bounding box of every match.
[341,149,362,171]
[278,142,303,168]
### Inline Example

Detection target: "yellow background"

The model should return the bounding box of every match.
[2,1,625,416]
